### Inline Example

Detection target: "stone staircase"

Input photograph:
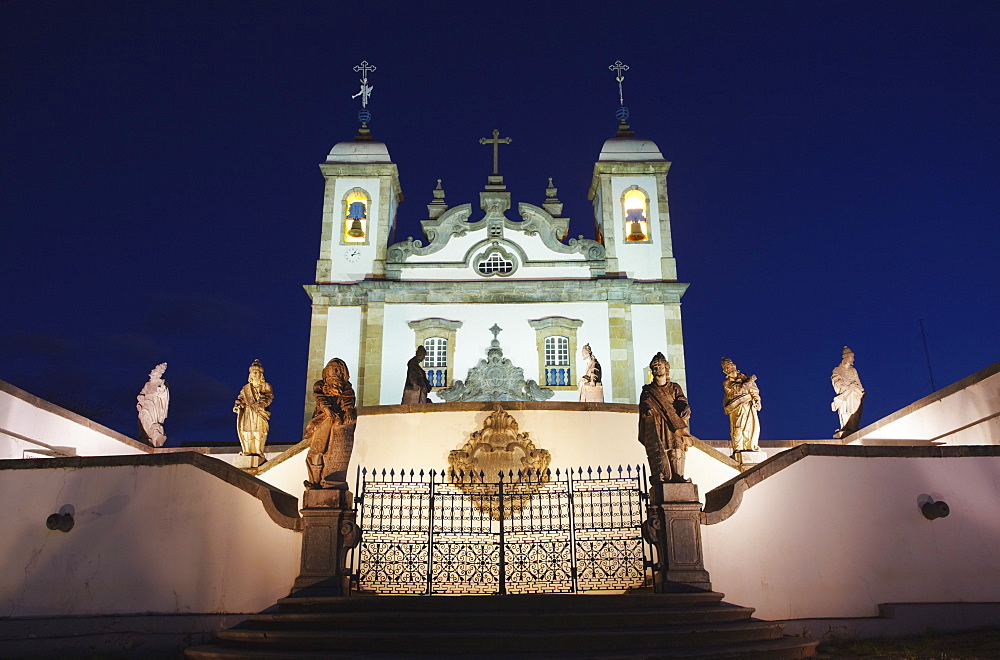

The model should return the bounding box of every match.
[184,590,817,658]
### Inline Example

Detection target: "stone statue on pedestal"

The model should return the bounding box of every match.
[722,357,761,453]
[639,352,694,483]
[233,359,273,463]
[401,346,432,404]
[832,346,865,438]
[577,343,604,403]
[137,362,169,447]
[303,358,357,489]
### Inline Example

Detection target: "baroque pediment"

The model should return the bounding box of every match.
[385,201,605,266]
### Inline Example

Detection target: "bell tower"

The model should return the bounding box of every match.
[587,61,688,396]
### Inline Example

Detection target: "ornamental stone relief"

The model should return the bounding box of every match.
[447,404,552,520]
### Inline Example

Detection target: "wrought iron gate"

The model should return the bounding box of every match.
[350,465,650,595]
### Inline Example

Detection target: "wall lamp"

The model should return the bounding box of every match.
[46,512,74,532]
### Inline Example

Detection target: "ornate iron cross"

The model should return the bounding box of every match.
[609,60,629,106]
[479,129,512,175]
[351,60,376,109]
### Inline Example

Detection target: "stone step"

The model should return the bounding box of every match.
[275,591,726,613]
[243,603,756,630]
[185,634,817,659]
[214,620,785,653]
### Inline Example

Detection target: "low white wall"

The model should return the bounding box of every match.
[253,404,740,502]
[0,379,149,459]
[0,457,301,617]
[702,449,1000,620]
[853,361,1000,445]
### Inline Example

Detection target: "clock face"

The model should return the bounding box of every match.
[346,248,361,263]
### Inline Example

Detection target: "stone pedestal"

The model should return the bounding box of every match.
[233,454,264,469]
[290,485,360,597]
[643,483,712,593]
[732,450,768,470]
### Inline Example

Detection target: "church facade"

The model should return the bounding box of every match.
[303,127,689,411]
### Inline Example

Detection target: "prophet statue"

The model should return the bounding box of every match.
[401,346,432,404]
[638,352,694,483]
[577,343,605,403]
[721,358,761,452]
[137,362,169,447]
[831,346,865,438]
[303,358,357,489]
[233,359,273,458]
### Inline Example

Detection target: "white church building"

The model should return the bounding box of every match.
[305,123,687,411]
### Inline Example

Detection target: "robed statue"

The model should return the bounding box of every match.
[639,352,695,483]
[137,363,169,447]
[721,357,761,452]
[303,358,357,489]
[831,346,865,438]
[401,346,432,404]
[233,359,273,458]
[577,343,605,403]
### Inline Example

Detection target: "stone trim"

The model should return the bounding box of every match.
[357,299,385,406]
[337,187,371,246]
[620,184,653,244]
[702,443,1000,525]
[407,318,463,389]
[303,303,329,426]
[608,301,636,403]
[527,317,583,391]
[0,379,152,453]
[0,452,302,530]
[306,279,689,307]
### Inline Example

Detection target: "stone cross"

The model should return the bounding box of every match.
[609,60,629,106]
[490,323,502,341]
[479,129,512,175]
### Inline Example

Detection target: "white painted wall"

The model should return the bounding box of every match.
[608,175,664,280]
[0,381,148,459]
[702,454,1000,620]
[0,461,300,617]
[322,306,363,383]
[378,302,614,404]
[853,363,1000,445]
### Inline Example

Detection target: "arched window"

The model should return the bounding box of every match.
[342,188,370,244]
[477,252,514,275]
[422,337,449,388]
[543,335,571,386]
[622,188,649,242]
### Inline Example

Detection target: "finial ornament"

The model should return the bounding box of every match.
[351,60,375,109]
[489,323,503,341]
[609,60,629,106]
[479,129,513,176]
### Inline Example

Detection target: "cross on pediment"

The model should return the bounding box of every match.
[490,324,502,341]
[479,129,512,176]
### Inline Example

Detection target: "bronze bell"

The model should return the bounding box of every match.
[627,220,646,241]
[347,218,365,238]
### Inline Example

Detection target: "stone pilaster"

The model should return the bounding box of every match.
[608,300,636,403]
[642,482,712,593]
[303,300,329,427]
[291,488,360,597]
[357,295,384,406]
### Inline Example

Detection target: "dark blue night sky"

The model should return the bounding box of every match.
[2,1,997,447]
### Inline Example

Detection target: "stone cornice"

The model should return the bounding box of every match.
[588,160,672,200]
[306,278,690,306]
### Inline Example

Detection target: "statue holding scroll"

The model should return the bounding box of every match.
[639,352,694,483]
[577,343,605,403]
[721,357,761,452]
[233,359,273,458]
[137,363,169,447]
[832,346,865,438]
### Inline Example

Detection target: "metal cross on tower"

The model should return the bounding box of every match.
[351,60,376,109]
[479,129,512,176]
[609,60,629,107]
